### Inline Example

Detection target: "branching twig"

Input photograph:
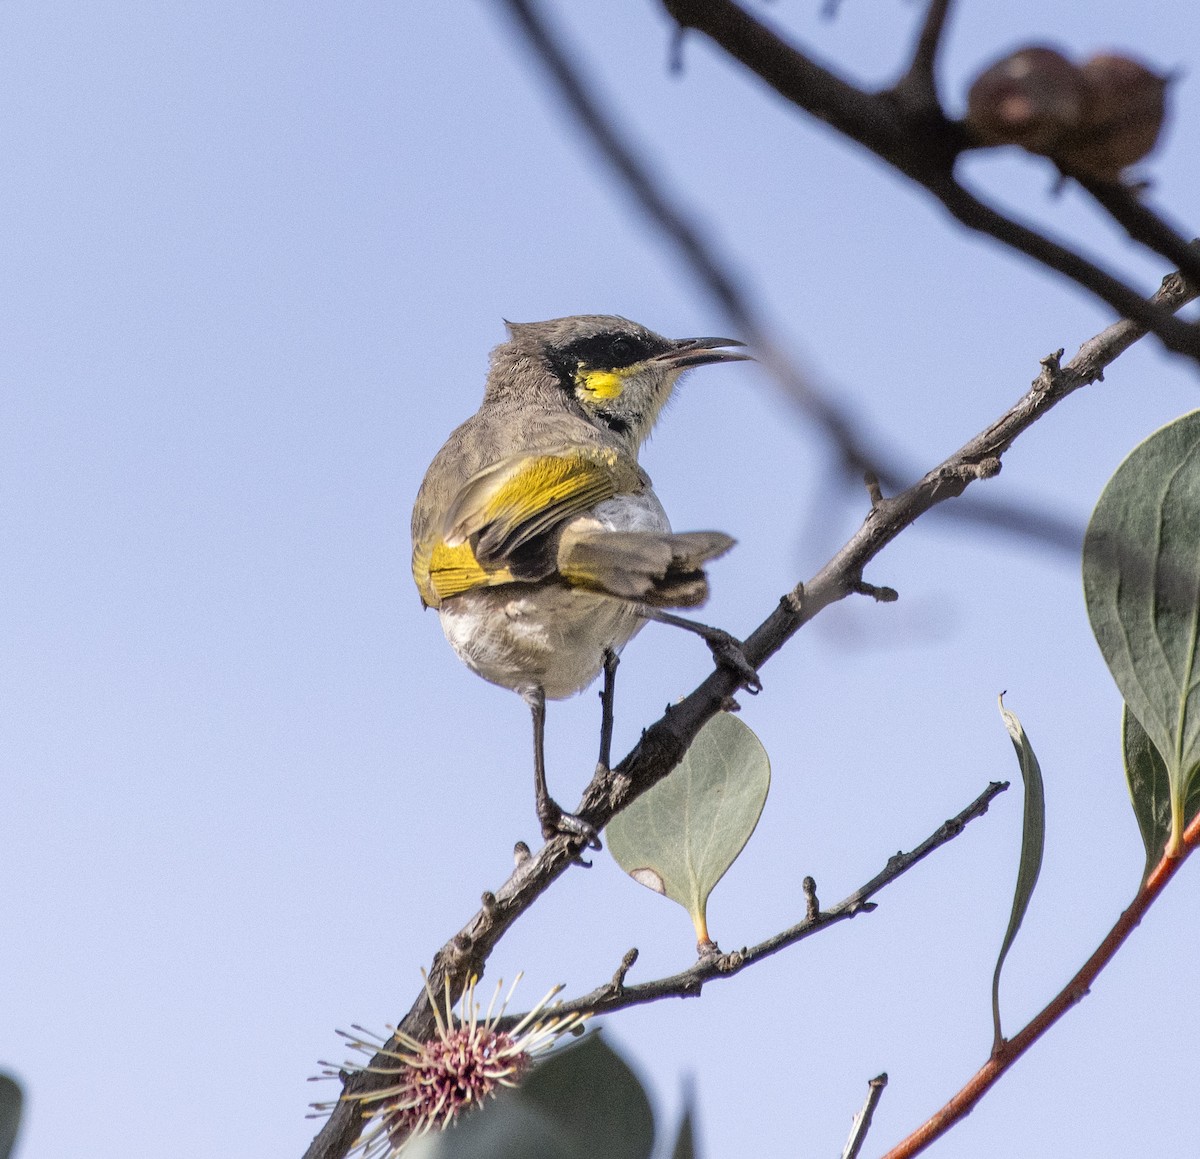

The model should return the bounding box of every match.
[892,0,954,111]
[301,261,1198,1159]
[506,781,1007,1021]
[659,0,1200,363]
[878,808,1200,1159]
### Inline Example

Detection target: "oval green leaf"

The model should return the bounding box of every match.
[991,697,1046,1053]
[1083,409,1200,855]
[607,711,770,947]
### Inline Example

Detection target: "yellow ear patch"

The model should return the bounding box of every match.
[575,366,627,401]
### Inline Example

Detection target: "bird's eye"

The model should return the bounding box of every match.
[606,336,640,366]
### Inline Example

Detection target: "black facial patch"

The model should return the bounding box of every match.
[547,329,670,377]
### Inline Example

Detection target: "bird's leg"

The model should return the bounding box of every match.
[529,688,602,851]
[637,607,762,693]
[596,648,619,773]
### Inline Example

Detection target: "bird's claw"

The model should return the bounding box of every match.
[538,798,603,855]
[706,630,762,693]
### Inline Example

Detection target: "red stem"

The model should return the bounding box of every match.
[879,808,1200,1159]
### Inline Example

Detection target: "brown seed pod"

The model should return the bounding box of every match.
[1055,53,1170,180]
[966,46,1085,152]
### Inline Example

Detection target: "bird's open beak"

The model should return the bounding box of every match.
[655,336,752,369]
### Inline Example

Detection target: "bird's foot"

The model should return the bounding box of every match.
[538,797,602,855]
[636,606,761,693]
[704,629,762,693]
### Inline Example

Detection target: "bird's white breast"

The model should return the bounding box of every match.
[437,491,670,701]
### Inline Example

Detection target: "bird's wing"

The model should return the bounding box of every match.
[412,446,646,607]
[444,446,646,559]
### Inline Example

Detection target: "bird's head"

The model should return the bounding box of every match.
[496,315,749,446]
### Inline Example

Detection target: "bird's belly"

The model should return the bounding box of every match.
[437,492,669,700]
[438,584,644,701]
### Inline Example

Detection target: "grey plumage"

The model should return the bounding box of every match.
[411,315,750,843]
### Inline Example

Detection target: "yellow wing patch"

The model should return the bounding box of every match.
[444,446,644,559]
[414,540,513,606]
[414,446,647,607]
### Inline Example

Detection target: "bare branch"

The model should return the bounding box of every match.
[1076,180,1200,288]
[664,0,953,169]
[928,174,1200,358]
[508,781,1007,1022]
[842,1073,889,1159]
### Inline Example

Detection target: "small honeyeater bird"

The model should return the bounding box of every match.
[411,315,755,846]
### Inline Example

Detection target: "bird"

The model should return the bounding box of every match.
[411,315,755,847]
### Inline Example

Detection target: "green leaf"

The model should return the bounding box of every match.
[606,712,770,946]
[420,1033,655,1159]
[991,697,1046,1052]
[1083,410,1200,855]
[0,1074,21,1159]
[522,1034,654,1159]
[1124,706,1200,881]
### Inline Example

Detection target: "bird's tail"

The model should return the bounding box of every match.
[557,529,734,607]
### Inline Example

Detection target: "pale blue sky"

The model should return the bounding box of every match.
[2,3,1198,1157]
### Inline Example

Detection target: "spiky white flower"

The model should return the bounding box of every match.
[311,972,588,1156]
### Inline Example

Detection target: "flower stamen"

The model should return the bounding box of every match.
[310,972,588,1157]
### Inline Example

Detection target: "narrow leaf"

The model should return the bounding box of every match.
[607,712,770,947]
[991,697,1046,1052]
[1083,409,1200,854]
[1125,706,1200,881]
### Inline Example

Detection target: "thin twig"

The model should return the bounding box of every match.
[505,782,1007,1022]
[842,1073,889,1159]
[892,0,955,111]
[877,808,1200,1159]
[1076,180,1200,288]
